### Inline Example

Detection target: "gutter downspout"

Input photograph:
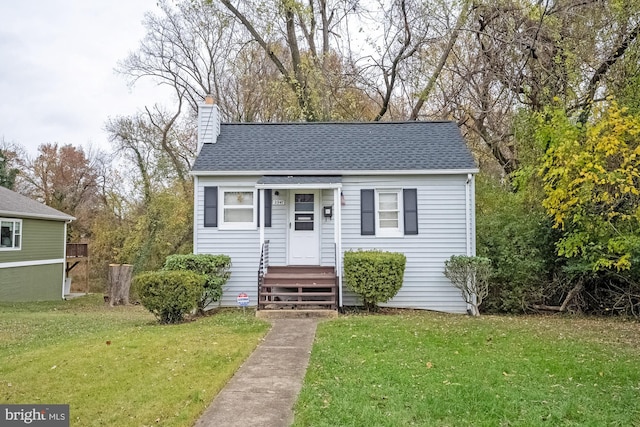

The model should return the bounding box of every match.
[193,176,199,254]
[62,221,69,300]
[471,174,476,256]
[465,174,473,257]
[259,188,265,259]
[465,173,477,314]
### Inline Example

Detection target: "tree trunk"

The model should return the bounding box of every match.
[108,264,133,306]
[532,282,583,313]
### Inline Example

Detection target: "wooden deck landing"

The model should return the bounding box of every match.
[258,266,337,310]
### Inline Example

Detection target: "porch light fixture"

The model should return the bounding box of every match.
[341,191,346,206]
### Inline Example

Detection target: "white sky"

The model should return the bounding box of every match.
[0,1,171,157]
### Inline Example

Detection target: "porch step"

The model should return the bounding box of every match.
[256,309,338,319]
[260,300,335,305]
[260,291,335,297]
[259,265,337,310]
[263,277,336,286]
[266,266,335,275]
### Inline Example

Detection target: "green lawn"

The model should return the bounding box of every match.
[0,295,269,427]
[3,297,639,427]
[294,311,640,427]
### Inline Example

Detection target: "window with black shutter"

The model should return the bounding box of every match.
[360,189,375,235]
[204,186,218,227]
[403,188,418,235]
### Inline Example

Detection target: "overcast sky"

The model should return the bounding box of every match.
[0,1,170,157]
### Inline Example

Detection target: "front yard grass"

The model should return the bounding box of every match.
[294,311,640,426]
[0,295,269,427]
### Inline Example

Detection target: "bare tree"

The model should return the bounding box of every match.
[118,0,238,115]
[105,101,196,204]
[427,0,640,175]
[410,0,472,120]
[118,0,640,174]
[220,0,366,121]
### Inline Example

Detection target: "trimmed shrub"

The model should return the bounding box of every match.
[444,255,492,316]
[163,254,231,312]
[344,250,406,311]
[133,270,206,324]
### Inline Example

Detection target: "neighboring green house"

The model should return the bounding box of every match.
[0,186,75,301]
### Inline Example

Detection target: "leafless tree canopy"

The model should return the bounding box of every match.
[115,0,640,175]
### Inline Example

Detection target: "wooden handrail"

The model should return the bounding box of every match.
[257,240,270,309]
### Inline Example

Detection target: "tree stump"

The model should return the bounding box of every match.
[108,264,133,306]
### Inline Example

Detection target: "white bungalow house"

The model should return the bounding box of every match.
[191,97,478,313]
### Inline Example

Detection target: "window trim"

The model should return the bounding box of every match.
[375,189,403,237]
[0,218,22,251]
[218,188,257,230]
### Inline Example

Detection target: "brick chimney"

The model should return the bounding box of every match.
[197,95,220,150]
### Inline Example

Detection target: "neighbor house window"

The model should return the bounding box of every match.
[220,189,256,229]
[0,218,22,250]
[376,190,402,236]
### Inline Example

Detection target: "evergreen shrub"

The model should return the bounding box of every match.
[476,175,558,313]
[344,250,406,311]
[133,270,205,324]
[163,254,231,312]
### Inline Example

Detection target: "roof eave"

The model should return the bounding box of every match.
[0,211,76,222]
[190,168,479,176]
[255,182,342,190]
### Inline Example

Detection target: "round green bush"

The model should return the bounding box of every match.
[162,254,231,312]
[344,250,406,311]
[133,270,206,324]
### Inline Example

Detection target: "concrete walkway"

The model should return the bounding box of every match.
[193,318,319,427]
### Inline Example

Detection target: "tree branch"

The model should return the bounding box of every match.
[410,0,471,120]
[578,23,640,124]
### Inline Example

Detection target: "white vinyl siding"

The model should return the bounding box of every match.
[320,189,336,266]
[340,175,470,313]
[195,174,473,313]
[196,177,261,306]
[265,190,288,265]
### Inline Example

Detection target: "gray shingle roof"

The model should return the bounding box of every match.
[192,121,477,173]
[0,186,75,221]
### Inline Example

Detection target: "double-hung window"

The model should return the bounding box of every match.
[220,189,256,229]
[360,188,418,236]
[376,189,402,236]
[0,218,22,250]
[204,186,272,229]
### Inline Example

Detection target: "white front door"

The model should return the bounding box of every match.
[288,191,320,265]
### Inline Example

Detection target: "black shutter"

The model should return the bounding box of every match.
[403,188,418,235]
[264,189,272,227]
[204,186,218,227]
[257,190,272,228]
[361,189,375,235]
